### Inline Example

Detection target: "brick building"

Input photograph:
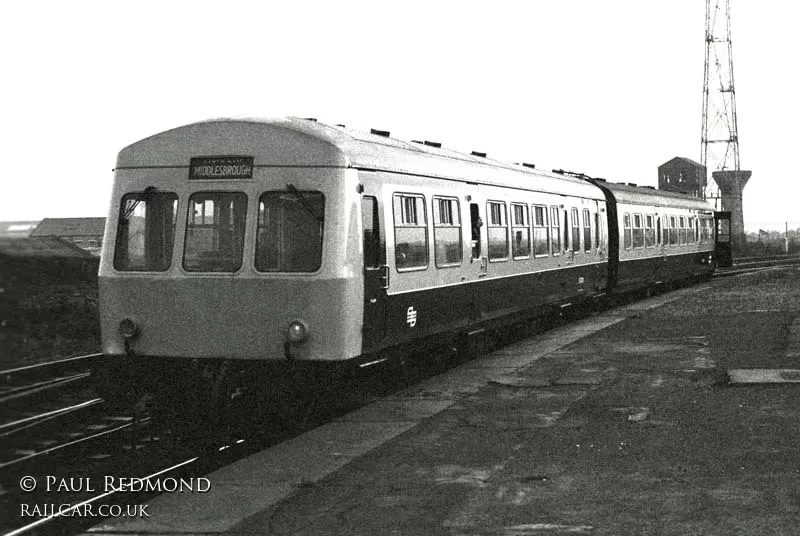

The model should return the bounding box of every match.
[658,157,706,198]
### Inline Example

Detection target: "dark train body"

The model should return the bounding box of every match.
[96,118,717,407]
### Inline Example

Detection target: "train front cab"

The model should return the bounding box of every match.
[714,211,733,268]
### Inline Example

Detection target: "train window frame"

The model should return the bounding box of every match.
[184,191,248,273]
[550,206,561,255]
[632,213,644,249]
[570,208,581,254]
[433,196,462,268]
[487,200,509,262]
[594,211,601,252]
[669,215,678,246]
[657,216,662,246]
[687,216,695,244]
[114,191,179,272]
[511,202,531,260]
[678,216,687,245]
[623,212,632,250]
[532,205,550,257]
[255,190,325,273]
[582,209,592,253]
[645,214,655,248]
[392,193,429,272]
[362,196,381,269]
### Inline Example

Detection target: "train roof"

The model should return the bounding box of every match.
[589,179,715,212]
[116,117,605,200]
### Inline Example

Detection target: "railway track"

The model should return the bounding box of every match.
[0,353,99,404]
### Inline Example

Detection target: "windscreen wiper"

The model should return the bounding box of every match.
[285,184,322,224]
[121,186,157,222]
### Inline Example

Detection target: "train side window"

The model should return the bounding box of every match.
[533,205,550,257]
[487,201,508,261]
[645,214,655,248]
[563,210,570,252]
[687,217,695,244]
[669,216,677,245]
[511,203,530,259]
[433,196,462,268]
[470,203,482,259]
[679,216,687,245]
[550,206,561,254]
[570,208,580,254]
[623,213,632,250]
[594,211,600,251]
[393,194,428,271]
[583,209,592,253]
[114,191,178,272]
[633,213,644,249]
[657,216,662,246]
[362,196,381,269]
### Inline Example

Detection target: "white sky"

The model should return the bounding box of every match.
[1,0,797,232]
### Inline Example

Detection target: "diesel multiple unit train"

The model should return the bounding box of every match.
[96,117,718,410]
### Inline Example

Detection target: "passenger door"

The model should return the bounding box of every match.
[469,202,488,279]
[361,194,388,353]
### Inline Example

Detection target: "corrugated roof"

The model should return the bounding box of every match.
[30,218,106,238]
[0,237,94,258]
[0,221,40,238]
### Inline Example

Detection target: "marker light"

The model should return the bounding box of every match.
[118,318,138,339]
[287,321,309,343]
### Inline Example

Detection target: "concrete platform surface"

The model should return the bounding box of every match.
[90,266,800,535]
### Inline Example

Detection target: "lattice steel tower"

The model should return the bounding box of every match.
[701,0,750,248]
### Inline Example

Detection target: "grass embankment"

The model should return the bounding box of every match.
[0,256,100,369]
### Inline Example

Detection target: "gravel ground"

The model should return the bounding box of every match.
[227,266,800,535]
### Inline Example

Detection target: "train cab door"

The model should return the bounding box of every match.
[361,194,388,354]
[470,202,488,278]
[714,211,733,267]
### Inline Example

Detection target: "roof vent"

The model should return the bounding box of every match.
[471,151,487,158]
[520,162,536,169]
[411,140,424,144]
[552,169,565,174]
[627,182,638,187]
[335,124,346,128]
[371,128,391,137]
[643,185,656,190]
[304,117,318,122]
[594,177,607,182]
[424,140,442,148]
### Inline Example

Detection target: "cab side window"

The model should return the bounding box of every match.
[362,196,381,268]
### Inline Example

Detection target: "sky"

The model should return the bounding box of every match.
[1,0,797,232]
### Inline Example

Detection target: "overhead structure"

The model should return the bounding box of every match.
[700,0,751,249]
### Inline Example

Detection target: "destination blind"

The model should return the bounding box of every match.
[189,156,254,180]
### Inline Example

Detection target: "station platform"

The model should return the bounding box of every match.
[91,265,800,535]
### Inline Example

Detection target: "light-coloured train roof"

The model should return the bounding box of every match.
[116,117,605,199]
[592,180,715,211]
